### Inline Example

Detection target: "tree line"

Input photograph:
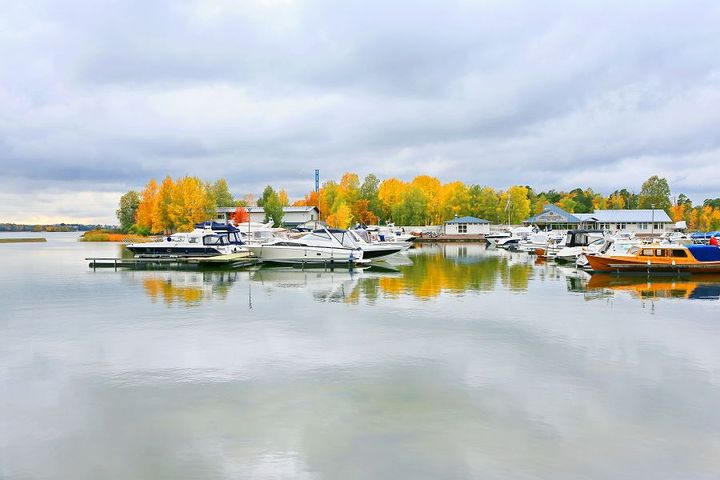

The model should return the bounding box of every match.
[117,174,720,233]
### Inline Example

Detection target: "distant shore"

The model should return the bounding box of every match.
[0,237,47,243]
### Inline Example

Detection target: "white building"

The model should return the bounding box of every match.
[443,216,491,235]
[524,205,672,233]
[215,206,319,228]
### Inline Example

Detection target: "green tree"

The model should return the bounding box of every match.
[259,185,284,226]
[209,179,235,207]
[638,175,671,213]
[391,186,429,225]
[360,174,382,221]
[116,191,140,232]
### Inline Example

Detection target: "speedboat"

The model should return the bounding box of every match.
[126,223,245,257]
[585,244,720,273]
[247,227,366,265]
[496,226,535,250]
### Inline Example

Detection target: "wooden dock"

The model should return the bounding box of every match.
[87,252,260,270]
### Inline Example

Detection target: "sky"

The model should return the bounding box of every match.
[1,0,719,224]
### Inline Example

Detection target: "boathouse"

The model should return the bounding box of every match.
[215,206,319,227]
[443,216,491,235]
[524,205,672,233]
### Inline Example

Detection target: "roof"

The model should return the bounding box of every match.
[589,209,672,223]
[525,205,672,224]
[445,216,490,224]
[525,204,582,224]
[216,206,319,213]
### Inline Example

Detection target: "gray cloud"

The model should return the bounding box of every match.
[1,0,719,223]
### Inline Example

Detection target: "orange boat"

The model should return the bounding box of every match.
[586,244,720,274]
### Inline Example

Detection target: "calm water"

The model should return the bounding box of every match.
[1,233,720,479]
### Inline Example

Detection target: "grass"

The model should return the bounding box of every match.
[80,230,149,242]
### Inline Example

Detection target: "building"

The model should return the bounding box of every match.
[524,205,672,233]
[215,206,320,228]
[443,216,491,235]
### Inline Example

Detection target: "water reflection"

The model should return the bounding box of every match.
[129,243,719,307]
[585,274,720,301]
[140,271,238,306]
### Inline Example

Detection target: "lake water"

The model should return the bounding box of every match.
[1,233,719,479]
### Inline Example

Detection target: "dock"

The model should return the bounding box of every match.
[87,252,260,270]
[413,234,486,243]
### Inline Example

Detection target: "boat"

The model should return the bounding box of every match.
[348,230,407,259]
[551,230,605,262]
[247,227,366,265]
[126,223,246,257]
[517,231,566,254]
[585,244,720,273]
[495,226,536,250]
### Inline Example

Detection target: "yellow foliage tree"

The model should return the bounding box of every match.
[411,175,442,224]
[152,176,175,233]
[278,189,289,207]
[326,201,353,229]
[440,181,470,220]
[136,179,158,229]
[168,176,215,232]
[378,178,407,220]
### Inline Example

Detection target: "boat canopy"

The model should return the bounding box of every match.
[194,221,240,233]
[687,245,720,262]
[565,230,605,247]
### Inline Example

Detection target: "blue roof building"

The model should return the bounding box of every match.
[524,205,673,233]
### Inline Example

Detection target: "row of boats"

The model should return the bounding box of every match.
[486,227,720,274]
[126,221,412,265]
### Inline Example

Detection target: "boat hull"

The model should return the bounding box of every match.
[126,245,224,257]
[248,245,364,264]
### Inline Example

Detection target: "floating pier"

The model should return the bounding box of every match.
[87,252,259,270]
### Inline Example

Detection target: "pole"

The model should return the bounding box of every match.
[315,169,320,223]
[651,204,655,238]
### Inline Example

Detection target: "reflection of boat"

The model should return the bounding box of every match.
[127,223,245,257]
[251,266,376,302]
[586,244,720,273]
[586,274,720,300]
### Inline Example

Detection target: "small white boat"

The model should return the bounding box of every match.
[554,230,606,263]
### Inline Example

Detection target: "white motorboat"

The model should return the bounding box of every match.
[247,227,366,265]
[347,229,406,260]
[554,230,606,262]
[517,231,566,253]
[126,222,246,257]
[496,226,536,250]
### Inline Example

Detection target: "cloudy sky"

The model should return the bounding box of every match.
[1,0,719,224]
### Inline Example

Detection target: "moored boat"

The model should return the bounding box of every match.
[586,244,720,273]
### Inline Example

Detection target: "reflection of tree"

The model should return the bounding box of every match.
[142,271,236,306]
[353,248,532,301]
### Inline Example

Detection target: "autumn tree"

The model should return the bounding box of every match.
[326,201,352,229]
[392,186,429,225]
[135,179,158,230]
[116,191,140,232]
[153,176,175,233]
[168,176,215,232]
[439,181,470,221]
[231,205,250,224]
[278,189,289,207]
[360,174,382,221]
[378,178,407,221]
[411,175,441,224]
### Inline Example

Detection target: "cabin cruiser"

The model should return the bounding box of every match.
[347,229,406,259]
[366,223,416,243]
[247,227,366,265]
[585,244,720,273]
[126,223,245,257]
[576,234,639,268]
[552,230,606,263]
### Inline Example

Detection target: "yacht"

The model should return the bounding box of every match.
[585,244,720,273]
[126,223,245,257]
[496,226,536,250]
[247,227,366,265]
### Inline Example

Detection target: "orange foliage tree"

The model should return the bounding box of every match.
[231,205,250,224]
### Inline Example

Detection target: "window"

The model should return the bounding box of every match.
[458,224,468,234]
[188,237,199,244]
[641,249,654,256]
[655,223,663,230]
[638,223,648,230]
[615,223,626,230]
[672,249,688,258]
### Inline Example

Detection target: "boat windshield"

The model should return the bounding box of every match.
[203,235,227,246]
